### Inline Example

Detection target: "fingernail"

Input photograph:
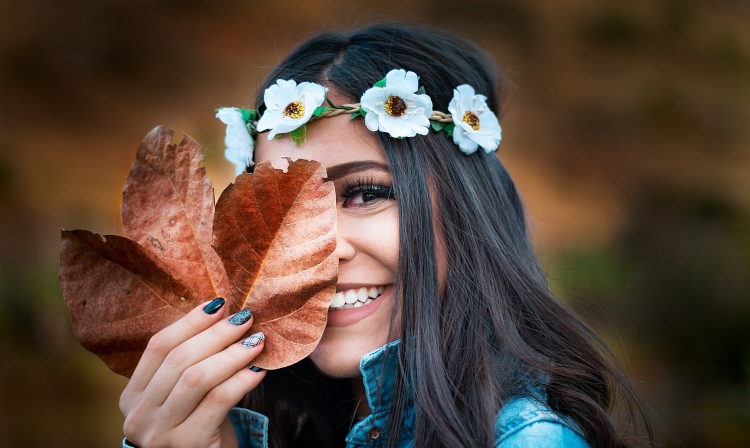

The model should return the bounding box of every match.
[229,309,252,325]
[241,332,264,348]
[248,365,264,372]
[203,298,225,315]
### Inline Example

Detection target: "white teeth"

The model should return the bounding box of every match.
[357,287,368,302]
[344,290,358,304]
[332,292,345,308]
[329,285,388,309]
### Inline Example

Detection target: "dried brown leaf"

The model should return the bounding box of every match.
[59,230,195,377]
[213,159,337,370]
[121,126,230,302]
[59,128,337,376]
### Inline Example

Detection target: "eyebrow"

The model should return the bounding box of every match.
[324,161,390,181]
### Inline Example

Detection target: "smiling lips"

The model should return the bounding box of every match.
[330,285,386,309]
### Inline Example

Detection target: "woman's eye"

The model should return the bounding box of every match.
[342,185,394,208]
[349,191,378,205]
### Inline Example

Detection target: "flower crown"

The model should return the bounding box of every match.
[217,69,502,175]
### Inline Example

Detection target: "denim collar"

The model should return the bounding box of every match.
[347,339,415,445]
[359,339,403,413]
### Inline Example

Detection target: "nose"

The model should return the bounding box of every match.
[335,215,356,262]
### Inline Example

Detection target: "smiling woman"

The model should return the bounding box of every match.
[118,22,653,448]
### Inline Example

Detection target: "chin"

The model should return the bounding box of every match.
[309,329,392,378]
[308,285,401,378]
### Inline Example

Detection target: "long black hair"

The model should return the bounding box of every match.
[241,22,653,448]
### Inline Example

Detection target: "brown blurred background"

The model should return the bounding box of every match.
[1,0,748,446]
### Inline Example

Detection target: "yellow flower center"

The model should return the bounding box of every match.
[384,95,407,117]
[462,111,480,130]
[283,101,305,119]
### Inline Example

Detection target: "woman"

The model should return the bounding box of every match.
[119,23,652,447]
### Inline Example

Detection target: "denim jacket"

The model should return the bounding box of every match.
[228,341,588,448]
[123,341,588,448]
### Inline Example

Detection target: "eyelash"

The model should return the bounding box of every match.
[340,177,396,208]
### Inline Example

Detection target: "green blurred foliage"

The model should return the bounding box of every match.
[547,185,750,446]
[0,259,128,447]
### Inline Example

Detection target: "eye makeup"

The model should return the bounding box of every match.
[339,176,395,208]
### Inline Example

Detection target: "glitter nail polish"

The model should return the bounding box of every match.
[228,309,252,325]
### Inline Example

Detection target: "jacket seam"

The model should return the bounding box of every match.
[496,416,586,445]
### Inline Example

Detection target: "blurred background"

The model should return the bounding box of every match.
[0,0,748,446]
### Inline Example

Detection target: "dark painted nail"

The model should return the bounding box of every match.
[229,309,252,325]
[241,332,264,348]
[248,365,264,372]
[203,298,225,315]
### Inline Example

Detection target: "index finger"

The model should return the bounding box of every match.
[126,298,227,395]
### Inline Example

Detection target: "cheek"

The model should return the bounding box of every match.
[359,206,399,273]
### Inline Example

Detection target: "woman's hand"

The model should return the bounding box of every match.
[119,298,266,448]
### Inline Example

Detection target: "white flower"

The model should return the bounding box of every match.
[216,107,255,176]
[256,79,327,140]
[447,84,502,154]
[360,69,433,138]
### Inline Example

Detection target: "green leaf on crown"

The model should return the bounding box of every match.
[313,106,330,117]
[289,125,307,147]
[431,120,454,137]
[325,94,337,108]
[416,86,426,95]
[240,109,258,123]
[349,107,367,120]
[373,78,387,88]
[323,94,356,111]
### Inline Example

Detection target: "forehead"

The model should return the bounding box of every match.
[254,89,386,170]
